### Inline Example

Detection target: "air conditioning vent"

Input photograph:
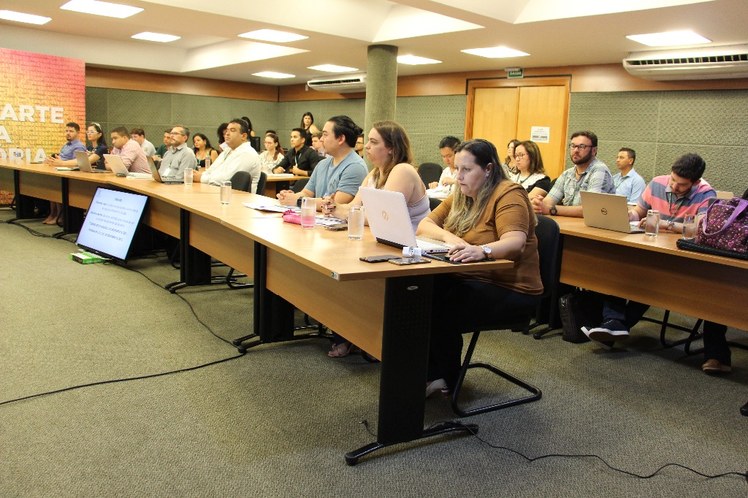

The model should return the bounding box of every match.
[623,44,748,80]
[307,73,366,93]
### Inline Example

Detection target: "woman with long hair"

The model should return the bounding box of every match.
[321,120,429,358]
[192,133,218,168]
[503,138,521,175]
[416,139,542,396]
[300,111,319,147]
[259,132,284,175]
[510,140,551,198]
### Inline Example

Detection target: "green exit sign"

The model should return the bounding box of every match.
[507,68,524,79]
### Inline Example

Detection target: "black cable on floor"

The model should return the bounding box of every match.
[0,353,244,407]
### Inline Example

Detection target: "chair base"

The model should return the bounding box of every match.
[451,330,542,418]
[642,310,703,354]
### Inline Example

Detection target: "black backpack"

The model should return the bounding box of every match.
[558,291,604,343]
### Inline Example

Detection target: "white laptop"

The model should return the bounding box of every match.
[359,187,451,253]
[104,154,152,179]
[75,150,108,173]
[581,191,645,234]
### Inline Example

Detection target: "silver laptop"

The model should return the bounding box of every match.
[359,187,451,253]
[104,154,152,179]
[581,191,645,233]
[150,161,183,184]
[75,151,108,173]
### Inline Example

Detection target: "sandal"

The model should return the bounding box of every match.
[327,341,354,358]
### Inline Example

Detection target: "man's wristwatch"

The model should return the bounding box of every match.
[481,245,493,260]
[549,206,558,216]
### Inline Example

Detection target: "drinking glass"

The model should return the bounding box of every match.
[644,209,660,237]
[348,205,365,240]
[300,197,316,229]
[220,180,232,204]
[682,214,697,240]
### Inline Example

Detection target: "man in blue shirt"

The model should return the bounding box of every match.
[43,121,86,224]
[613,147,646,203]
[277,115,367,210]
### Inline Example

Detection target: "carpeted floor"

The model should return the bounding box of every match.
[1,207,746,497]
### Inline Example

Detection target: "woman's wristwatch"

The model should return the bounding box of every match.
[481,245,493,260]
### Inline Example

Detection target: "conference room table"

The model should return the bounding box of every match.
[553,217,748,331]
[0,159,515,464]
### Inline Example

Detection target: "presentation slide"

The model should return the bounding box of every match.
[76,188,148,261]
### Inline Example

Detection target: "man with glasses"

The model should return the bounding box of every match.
[158,125,197,181]
[532,130,614,217]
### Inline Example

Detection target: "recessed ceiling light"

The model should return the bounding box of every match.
[0,10,52,25]
[60,0,142,19]
[239,29,307,43]
[253,71,295,79]
[397,55,442,65]
[626,30,711,47]
[307,64,359,73]
[131,32,180,43]
[462,46,530,59]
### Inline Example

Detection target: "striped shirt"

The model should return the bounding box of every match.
[637,175,716,222]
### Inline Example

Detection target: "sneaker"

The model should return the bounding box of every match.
[425,378,449,398]
[584,319,629,343]
[702,359,732,375]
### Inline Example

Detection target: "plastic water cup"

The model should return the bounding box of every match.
[682,214,697,240]
[220,180,232,204]
[300,197,316,229]
[645,209,660,237]
[183,168,193,185]
[204,157,211,169]
[348,205,365,240]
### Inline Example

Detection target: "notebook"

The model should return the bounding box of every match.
[104,154,152,179]
[150,161,183,184]
[75,151,108,173]
[580,191,645,234]
[358,187,451,253]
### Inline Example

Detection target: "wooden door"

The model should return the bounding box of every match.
[466,77,570,179]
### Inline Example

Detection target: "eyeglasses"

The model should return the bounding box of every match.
[569,143,592,151]
[170,131,185,136]
[514,153,526,159]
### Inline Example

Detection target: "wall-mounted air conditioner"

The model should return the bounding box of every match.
[623,44,748,80]
[307,73,366,93]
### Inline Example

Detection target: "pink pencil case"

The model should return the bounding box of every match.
[282,210,301,225]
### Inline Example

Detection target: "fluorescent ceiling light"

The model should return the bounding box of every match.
[253,71,295,79]
[308,64,359,73]
[462,46,530,58]
[626,30,711,47]
[0,10,51,25]
[239,29,307,43]
[397,55,442,65]
[60,0,142,19]
[131,32,181,43]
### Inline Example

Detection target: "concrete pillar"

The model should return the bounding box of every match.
[364,44,398,138]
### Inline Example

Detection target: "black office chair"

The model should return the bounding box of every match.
[225,171,253,289]
[429,197,443,211]
[418,163,442,187]
[230,170,251,193]
[450,215,560,417]
[255,172,267,196]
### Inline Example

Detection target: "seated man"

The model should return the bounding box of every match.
[154,129,171,160]
[109,126,150,174]
[130,128,157,158]
[194,118,261,193]
[584,153,717,343]
[532,130,614,217]
[613,147,646,203]
[272,128,321,177]
[277,115,367,209]
[158,125,197,181]
[43,121,87,224]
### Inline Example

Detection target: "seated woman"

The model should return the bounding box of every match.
[510,140,551,200]
[502,139,521,176]
[322,120,429,357]
[259,132,284,176]
[416,138,543,395]
[192,133,218,168]
[86,122,108,170]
